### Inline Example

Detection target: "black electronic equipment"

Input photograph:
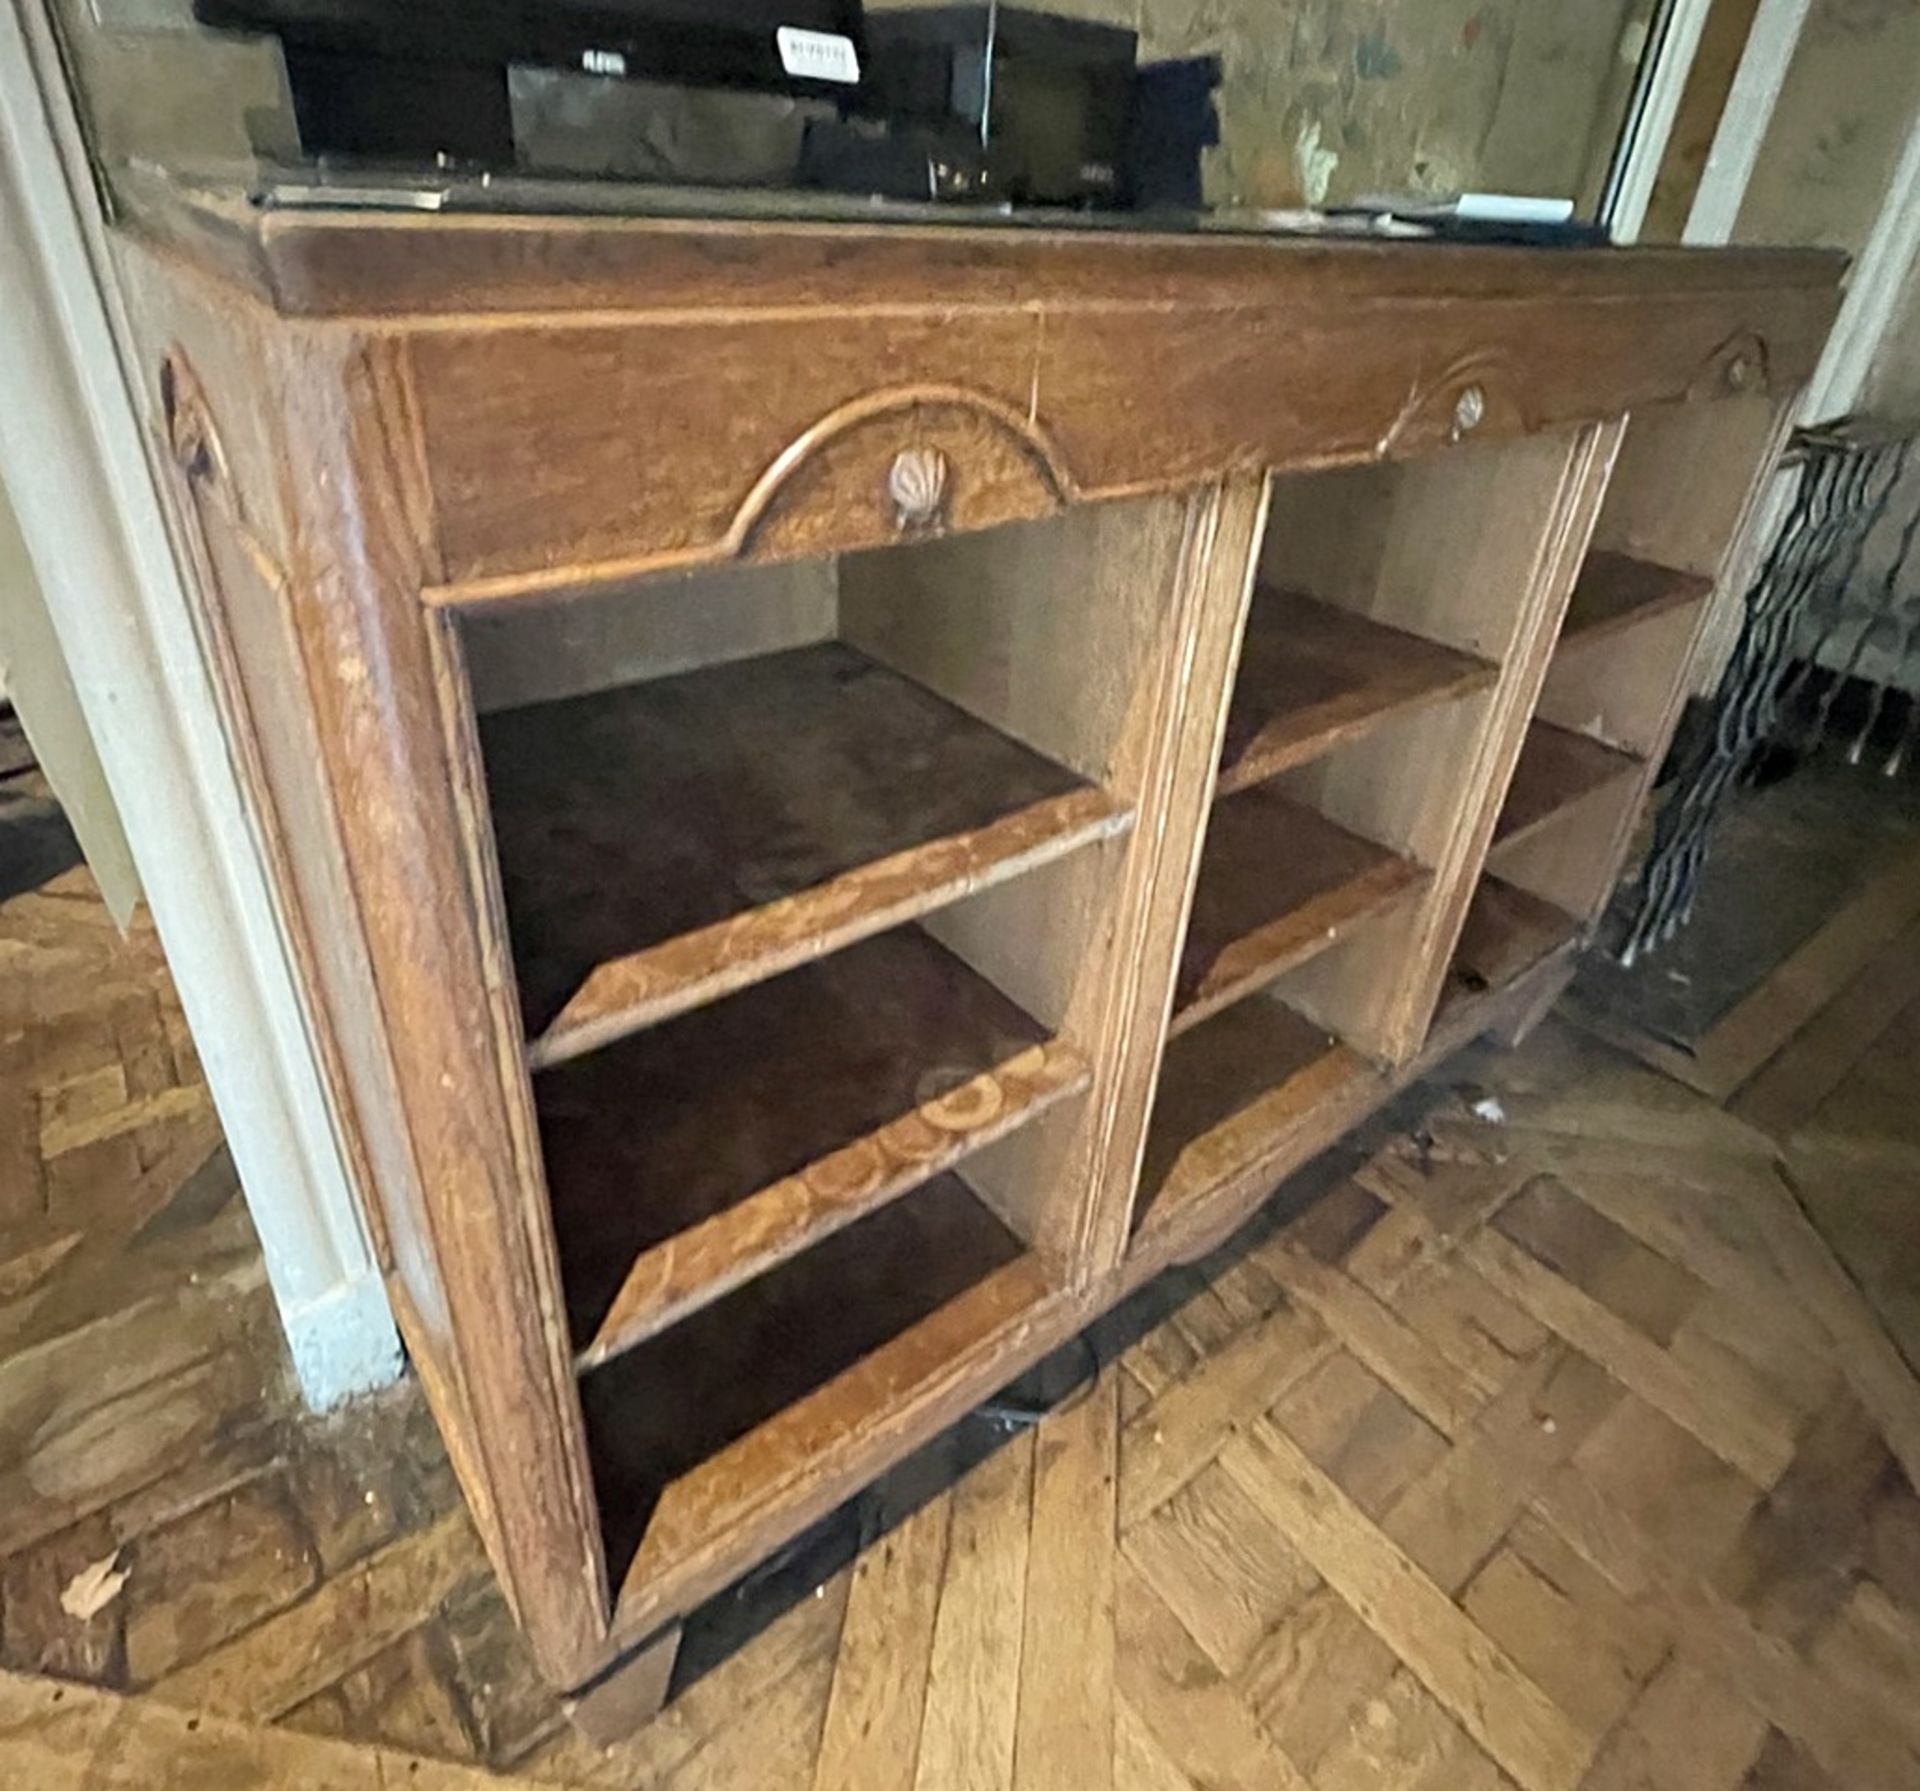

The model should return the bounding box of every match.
[198,0,1217,211]
[859,6,1135,206]
[195,0,867,164]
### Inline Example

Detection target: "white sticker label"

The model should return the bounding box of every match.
[580,48,627,77]
[776,25,861,85]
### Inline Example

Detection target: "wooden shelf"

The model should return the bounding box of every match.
[539,925,1087,1366]
[1217,587,1497,796]
[1493,721,1641,851]
[480,641,1131,1067]
[583,1171,1052,1629]
[1560,550,1712,649]
[1135,992,1373,1237]
[1443,875,1580,1013]
[1172,788,1428,1037]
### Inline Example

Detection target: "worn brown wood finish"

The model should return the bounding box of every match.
[1173,790,1428,1036]
[476,639,1128,1060]
[540,926,1086,1364]
[1217,588,1499,797]
[112,178,1842,1728]
[126,268,610,1688]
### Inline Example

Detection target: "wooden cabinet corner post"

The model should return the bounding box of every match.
[298,329,610,1684]
[1077,474,1272,1276]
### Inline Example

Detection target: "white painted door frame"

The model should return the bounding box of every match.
[1702,57,1920,680]
[1599,0,1920,682]
[1602,0,1718,245]
[1681,0,1814,247]
[0,0,400,1407]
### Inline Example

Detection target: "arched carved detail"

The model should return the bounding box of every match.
[1374,349,1530,460]
[1688,328,1772,403]
[727,383,1077,562]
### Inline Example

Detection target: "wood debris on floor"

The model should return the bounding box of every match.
[5,861,1920,1787]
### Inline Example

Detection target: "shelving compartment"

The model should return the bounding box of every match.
[1499,394,1782,925]
[1135,711,1462,1250]
[545,879,1092,1628]
[584,1167,1047,1625]
[540,923,1089,1368]
[472,562,1131,1067]
[458,494,1203,1629]
[1132,431,1597,1247]
[1218,585,1498,795]
[1211,431,1596,1061]
[1172,783,1429,1037]
[1493,719,1642,855]
[1138,710,1455,1242]
[1437,874,1583,1029]
[1134,948,1379,1240]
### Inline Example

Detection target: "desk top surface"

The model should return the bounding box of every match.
[121,166,1844,323]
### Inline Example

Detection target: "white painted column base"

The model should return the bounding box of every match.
[282,1271,407,1412]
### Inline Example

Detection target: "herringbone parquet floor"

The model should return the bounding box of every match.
[5,848,1920,1787]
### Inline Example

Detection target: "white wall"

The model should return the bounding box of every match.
[1,0,399,1408]
[0,470,142,918]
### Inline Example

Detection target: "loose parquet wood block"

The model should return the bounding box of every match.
[813,1491,952,1791]
[1307,1668,1511,1791]
[1268,1352,1449,1522]
[1714,1393,1894,1647]
[1121,1462,1316,1678]
[1576,1653,1768,1791]
[913,1431,1034,1791]
[1536,1459,1920,1791]
[1460,1539,1660,1740]
[1748,1172,1920,1498]
[1114,1559,1315,1791]
[1112,1696,1194,1791]
[1262,1244,1486,1438]
[1493,1176,1708,1345]
[1378,1344,1621,1594]
[149,1513,484,1722]
[1117,1300,1334,1531]
[1390,1263,1551,1399]
[1465,1227,1798,1490]
[1014,1373,1117,1791]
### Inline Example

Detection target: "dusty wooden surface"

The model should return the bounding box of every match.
[479,642,1118,1055]
[1216,587,1498,797]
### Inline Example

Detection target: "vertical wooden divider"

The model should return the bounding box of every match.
[1369,423,1626,1060]
[839,479,1270,1289]
[1076,475,1271,1280]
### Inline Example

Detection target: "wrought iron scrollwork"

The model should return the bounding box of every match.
[1618,422,1913,965]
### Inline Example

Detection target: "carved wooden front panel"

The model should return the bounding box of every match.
[407,313,1043,592]
[405,279,1833,601]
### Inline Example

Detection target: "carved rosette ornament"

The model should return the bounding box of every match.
[888,445,951,532]
[1687,329,1772,404]
[1451,384,1487,441]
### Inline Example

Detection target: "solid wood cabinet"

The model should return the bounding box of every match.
[116,178,1841,1725]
